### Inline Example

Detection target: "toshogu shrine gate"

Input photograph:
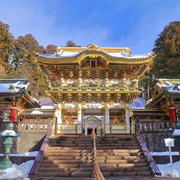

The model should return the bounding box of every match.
[35,44,154,135]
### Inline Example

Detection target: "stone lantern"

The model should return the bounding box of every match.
[0,123,20,170]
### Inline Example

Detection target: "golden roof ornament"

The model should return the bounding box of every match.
[87,44,99,50]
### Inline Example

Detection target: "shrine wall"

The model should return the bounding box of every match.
[141,132,180,152]
[0,131,47,154]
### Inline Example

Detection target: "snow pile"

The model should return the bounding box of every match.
[173,129,180,136]
[0,160,34,180]
[158,161,180,177]
[151,151,179,156]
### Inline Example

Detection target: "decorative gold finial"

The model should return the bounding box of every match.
[87,44,99,50]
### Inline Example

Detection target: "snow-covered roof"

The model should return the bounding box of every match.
[37,46,151,60]
[157,79,180,94]
[0,79,29,93]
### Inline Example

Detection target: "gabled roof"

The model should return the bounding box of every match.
[146,79,180,109]
[0,79,40,108]
[156,79,180,94]
[0,78,29,93]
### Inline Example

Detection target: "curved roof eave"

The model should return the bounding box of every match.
[36,50,153,65]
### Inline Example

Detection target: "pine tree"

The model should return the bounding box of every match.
[45,44,57,54]
[66,40,77,47]
[0,21,14,75]
[152,21,180,79]
[12,34,47,99]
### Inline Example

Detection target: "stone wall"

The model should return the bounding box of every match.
[0,131,47,154]
[153,156,180,164]
[141,133,168,152]
[141,132,180,152]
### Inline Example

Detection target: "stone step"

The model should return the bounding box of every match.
[49,137,93,142]
[49,143,93,150]
[41,159,93,164]
[37,171,92,177]
[102,171,152,176]
[97,158,147,163]
[35,135,152,179]
[100,166,150,172]
[46,148,91,152]
[96,141,138,145]
[96,146,140,149]
[99,162,148,167]
[38,167,93,172]
[43,156,94,161]
[45,152,93,156]
[40,163,93,168]
[48,144,93,148]
[96,155,145,160]
[53,142,93,145]
[95,152,139,156]
[35,178,91,180]
[96,136,136,140]
[97,149,140,153]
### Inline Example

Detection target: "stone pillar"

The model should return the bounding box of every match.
[105,104,110,134]
[77,104,82,134]
[125,106,130,133]
[55,104,62,124]
[77,104,82,124]
[81,109,85,135]
[131,117,135,134]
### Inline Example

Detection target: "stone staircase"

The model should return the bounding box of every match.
[34,135,154,179]
[35,136,94,179]
[96,135,152,177]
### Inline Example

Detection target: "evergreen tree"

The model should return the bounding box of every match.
[66,40,77,47]
[12,34,47,98]
[0,21,14,74]
[45,44,57,54]
[152,21,180,79]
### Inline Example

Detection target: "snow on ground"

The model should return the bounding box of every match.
[0,160,34,180]
[172,129,180,136]
[158,161,180,177]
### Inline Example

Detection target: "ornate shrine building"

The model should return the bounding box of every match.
[35,44,153,135]
[146,79,180,121]
[0,79,40,124]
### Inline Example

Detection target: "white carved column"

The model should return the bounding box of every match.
[77,104,82,124]
[55,103,62,124]
[77,104,82,134]
[53,104,62,134]
[105,104,110,134]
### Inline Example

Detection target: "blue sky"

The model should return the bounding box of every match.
[0,0,180,54]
